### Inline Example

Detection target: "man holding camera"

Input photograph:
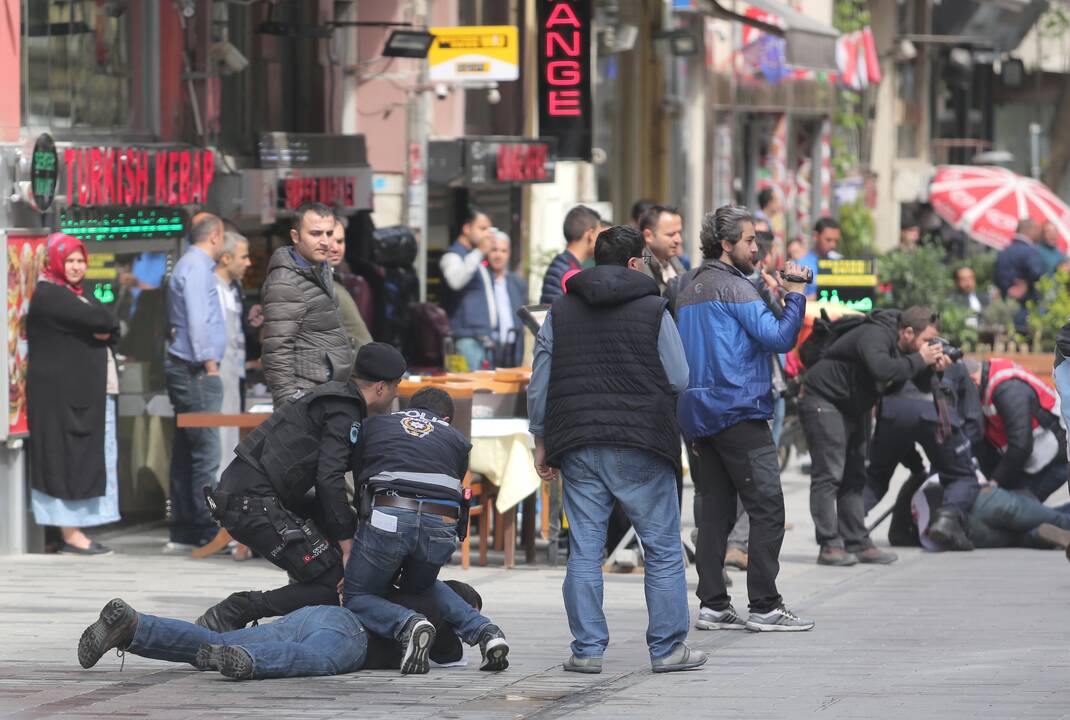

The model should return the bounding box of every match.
[676,205,813,632]
[801,306,949,566]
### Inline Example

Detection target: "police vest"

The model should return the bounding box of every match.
[981,359,1062,471]
[357,409,470,503]
[233,381,366,497]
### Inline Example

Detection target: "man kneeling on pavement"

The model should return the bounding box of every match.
[868,357,1070,553]
[77,580,487,680]
[342,387,509,675]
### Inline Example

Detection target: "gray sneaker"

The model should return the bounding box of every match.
[695,605,747,631]
[745,606,815,632]
[651,643,708,673]
[563,654,603,674]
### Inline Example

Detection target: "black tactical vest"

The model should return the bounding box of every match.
[358,409,471,503]
[545,291,681,471]
[232,381,366,499]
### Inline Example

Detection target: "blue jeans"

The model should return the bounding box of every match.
[968,487,1070,548]
[164,359,223,545]
[342,506,491,643]
[560,446,689,660]
[454,337,489,372]
[127,605,367,679]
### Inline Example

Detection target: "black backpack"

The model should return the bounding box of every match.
[798,309,869,369]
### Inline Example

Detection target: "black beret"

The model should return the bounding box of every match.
[353,342,407,382]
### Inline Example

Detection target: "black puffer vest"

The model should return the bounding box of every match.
[545,265,681,471]
[233,381,366,499]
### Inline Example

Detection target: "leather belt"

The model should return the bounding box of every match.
[372,494,459,519]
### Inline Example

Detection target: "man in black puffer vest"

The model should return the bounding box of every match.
[193,343,406,633]
[528,225,706,675]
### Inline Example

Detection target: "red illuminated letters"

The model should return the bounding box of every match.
[64,147,216,207]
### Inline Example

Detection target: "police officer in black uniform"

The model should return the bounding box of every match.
[195,342,407,632]
[342,386,510,675]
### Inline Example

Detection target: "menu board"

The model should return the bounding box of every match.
[6,233,48,438]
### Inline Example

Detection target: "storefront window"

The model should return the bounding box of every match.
[21,1,148,132]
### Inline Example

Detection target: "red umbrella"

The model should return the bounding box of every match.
[929,165,1070,254]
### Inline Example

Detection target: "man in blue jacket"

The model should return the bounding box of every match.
[538,205,602,305]
[675,205,813,633]
[994,219,1045,330]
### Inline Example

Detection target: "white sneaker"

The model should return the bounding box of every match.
[162,541,198,555]
[745,606,815,632]
[695,605,747,630]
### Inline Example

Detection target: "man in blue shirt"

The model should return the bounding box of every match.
[528,225,706,675]
[164,213,227,552]
[798,217,842,298]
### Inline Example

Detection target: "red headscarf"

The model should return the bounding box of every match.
[42,232,88,296]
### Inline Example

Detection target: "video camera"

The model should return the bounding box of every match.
[929,337,963,362]
[779,265,814,285]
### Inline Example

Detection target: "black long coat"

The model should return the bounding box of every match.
[26,282,119,500]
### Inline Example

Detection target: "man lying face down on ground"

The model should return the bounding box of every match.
[77,580,485,680]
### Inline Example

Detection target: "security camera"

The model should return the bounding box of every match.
[434,83,450,100]
[174,0,195,18]
[487,84,501,105]
[209,41,250,75]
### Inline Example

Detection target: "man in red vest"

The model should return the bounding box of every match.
[968,359,1068,501]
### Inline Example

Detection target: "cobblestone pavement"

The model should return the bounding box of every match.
[2,464,1068,719]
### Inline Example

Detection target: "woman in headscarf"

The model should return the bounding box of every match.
[27,233,121,555]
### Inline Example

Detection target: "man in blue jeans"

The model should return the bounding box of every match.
[77,580,486,679]
[528,225,705,675]
[164,213,227,552]
[343,388,509,675]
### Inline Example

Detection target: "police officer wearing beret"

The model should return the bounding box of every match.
[195,342,407,632]
[343,386,510,675]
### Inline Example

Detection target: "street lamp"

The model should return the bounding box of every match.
[382,29,435,59]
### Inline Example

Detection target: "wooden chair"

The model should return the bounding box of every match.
[461,471,497,568]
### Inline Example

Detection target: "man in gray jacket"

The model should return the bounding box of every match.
[261,202,355,407]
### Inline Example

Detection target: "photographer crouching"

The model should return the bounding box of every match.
[864,343,983,551]
[800,306,950,566]
[675,205,813,632]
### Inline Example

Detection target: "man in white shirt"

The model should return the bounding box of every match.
[486,229,527,367]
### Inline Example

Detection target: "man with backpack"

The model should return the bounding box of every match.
[799,306,947,566]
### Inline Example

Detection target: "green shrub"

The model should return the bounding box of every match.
[1026,269,1070,348]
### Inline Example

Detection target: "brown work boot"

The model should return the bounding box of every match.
[816,547,857,566]
[1035,523,1070,551]
[724,547,749,571]
[856,547,898,565]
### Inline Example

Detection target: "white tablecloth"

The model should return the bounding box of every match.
[469,418,542,513]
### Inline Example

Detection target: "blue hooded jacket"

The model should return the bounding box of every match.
[674,259,805,440]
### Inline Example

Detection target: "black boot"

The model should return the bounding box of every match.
[927,509,974,551]
[195,591,261,632]
[78,598,139,669]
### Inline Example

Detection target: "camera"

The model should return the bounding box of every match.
[929,337,963,362]
[779,265,814,284]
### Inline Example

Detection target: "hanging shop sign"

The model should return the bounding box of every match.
[63,147,215,207]
[815,257,877,309]
[428,25,520,82]
[537,0,593,161]
[277,173,359,211]
[30,133,58,212]
[467,137,557,185]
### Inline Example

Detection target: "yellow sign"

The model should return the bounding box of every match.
[429,26,519,82]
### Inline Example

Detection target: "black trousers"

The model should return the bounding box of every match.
[865,413,980,519]
[799,394,872,553]
[689,420,784,613]
[217,461,344,621]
